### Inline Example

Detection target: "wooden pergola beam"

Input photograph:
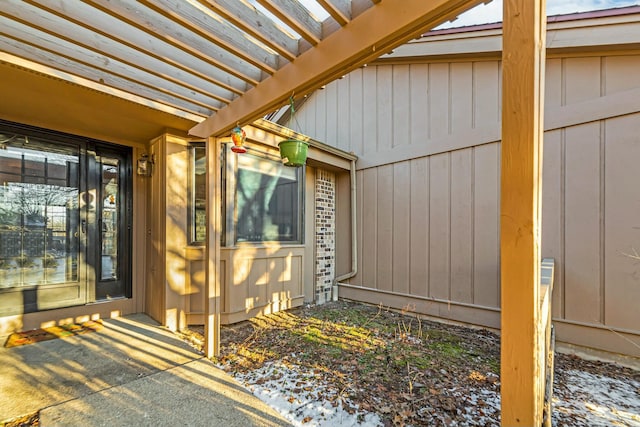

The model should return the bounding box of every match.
[316,0,351,26]
[199,0,299,61]
[500,0,547,425]
[189,0,486,138]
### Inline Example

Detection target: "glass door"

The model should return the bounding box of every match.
[0,123,132,316]
[92,147,131,301]
[0,134,85,315]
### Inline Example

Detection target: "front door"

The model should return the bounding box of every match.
[0,123,131,316]
[92,147,131,301]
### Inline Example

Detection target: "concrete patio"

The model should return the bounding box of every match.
[0,314,290,427]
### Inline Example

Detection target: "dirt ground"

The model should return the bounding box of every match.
[184,301,639,427]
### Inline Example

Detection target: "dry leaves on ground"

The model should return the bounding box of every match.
[183,301,639,427]
[190,301,503,426]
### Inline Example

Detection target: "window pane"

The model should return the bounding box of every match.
[190,145,206,244]
[0,151,21,175]
[23,154,45,178]
[0,140,80,287]
[47,161,68,180]
[99,158,119,281]
[235,152,301,243]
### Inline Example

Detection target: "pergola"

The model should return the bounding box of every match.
[0,0,549,424]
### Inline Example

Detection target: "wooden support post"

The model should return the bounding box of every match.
[500,0,547,425]
[204,138,222,357]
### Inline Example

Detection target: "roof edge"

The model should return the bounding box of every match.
[425,5,640,37]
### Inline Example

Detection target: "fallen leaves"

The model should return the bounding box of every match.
[209,302,503,426]
[187,301,639,427]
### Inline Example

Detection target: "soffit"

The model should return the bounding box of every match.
[0,60,194,145]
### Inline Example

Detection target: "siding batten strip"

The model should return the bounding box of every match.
[599,120,606,325]
[599,57,606,324]
[426,157,431,297]
[500,0,547,425]
[560,128,566,319]
[470,148,475,303]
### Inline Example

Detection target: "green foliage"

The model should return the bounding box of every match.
[42,254,58,269]
[15,253,35,268]
[0,258,12,269]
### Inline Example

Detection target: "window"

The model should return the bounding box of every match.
[189,144,206,244]
[234,149,302,243]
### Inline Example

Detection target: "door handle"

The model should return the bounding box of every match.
[81,219,87,234]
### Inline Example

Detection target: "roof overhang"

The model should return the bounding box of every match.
[0,57,196,145]
[375,5,640,63]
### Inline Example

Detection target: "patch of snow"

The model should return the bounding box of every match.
[224,360,383,427]
[457,387,501,426]
[553,369,640,427]
[219,357,639,427]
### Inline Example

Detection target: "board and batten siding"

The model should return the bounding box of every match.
[294,55,640,357]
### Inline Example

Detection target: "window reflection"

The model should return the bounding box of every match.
[189,145,207,244]
[0,138,79,288]
[235,151,302,243]
[99,158,119,280]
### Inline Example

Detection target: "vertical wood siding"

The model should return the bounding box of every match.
[428,153,450,301]
[603,115,640,331]
[297,54,640,355]
[220,247,304,324]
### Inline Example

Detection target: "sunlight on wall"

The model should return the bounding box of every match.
[37,313,105,330]
[270,291,293,311]
[165,308,184,331]
[167,253,187,295]
[39,320,57,329]
[192,269,205,294]
[256,268,269,286]
[279,254,293,282]
[235,258,252,285]
[75,315,91,324]
[245,297,257,311]
[0,316,23,336]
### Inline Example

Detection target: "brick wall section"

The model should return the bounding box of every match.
[315,170,335,304]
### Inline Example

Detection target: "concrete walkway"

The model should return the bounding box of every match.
[0,314,290,427]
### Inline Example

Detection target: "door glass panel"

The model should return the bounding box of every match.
[99,157,119,281]
[0,138,80,288]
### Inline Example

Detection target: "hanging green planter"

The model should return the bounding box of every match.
[278,139,309,167]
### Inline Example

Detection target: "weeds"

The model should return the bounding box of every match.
[206,301,502,426]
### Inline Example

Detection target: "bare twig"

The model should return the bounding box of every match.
[620,247,640,261]
[597,321,640,351]
[361,303,384,329]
